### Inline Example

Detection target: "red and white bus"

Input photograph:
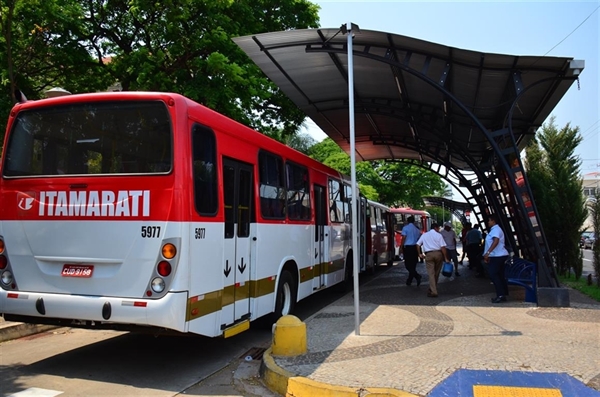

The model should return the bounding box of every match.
[0,91,363,338]
[360,199,394,272]
[390,207,432,257]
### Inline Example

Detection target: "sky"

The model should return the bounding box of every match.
[301,0,600,178]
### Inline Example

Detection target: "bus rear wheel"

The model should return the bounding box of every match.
[272,270,297,321]
[336,255,354,293]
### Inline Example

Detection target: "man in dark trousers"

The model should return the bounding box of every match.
[466,224,484,277]
[400,215,423,286]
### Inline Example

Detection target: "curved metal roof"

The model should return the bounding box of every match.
[234,28,581,171]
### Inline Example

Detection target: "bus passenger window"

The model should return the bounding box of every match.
[258,151,285,219]
[286,162,310,221]
[192,125,218,216]
[329,179,344,223]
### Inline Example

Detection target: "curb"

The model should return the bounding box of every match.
[260,347,296,396]
[260,347,418,397]
[0,321,57,343]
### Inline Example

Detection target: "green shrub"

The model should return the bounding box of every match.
[559,274,600,302]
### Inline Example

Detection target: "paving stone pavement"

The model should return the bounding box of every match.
[269,261,600,396]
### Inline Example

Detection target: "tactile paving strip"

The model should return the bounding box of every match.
[474,385,562,397]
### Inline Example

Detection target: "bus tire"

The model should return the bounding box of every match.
[272,270,297,321]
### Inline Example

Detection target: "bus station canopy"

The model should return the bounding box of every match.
[234,28,581,171]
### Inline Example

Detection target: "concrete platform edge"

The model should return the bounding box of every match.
[261,347,418,397]
[0,322,57,343]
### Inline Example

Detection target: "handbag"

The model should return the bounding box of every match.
[442,262,454,277]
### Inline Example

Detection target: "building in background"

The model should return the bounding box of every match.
[582,171,599,231]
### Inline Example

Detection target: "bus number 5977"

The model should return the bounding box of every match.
[141,226,161,238]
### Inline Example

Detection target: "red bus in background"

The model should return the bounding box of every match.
[390,208,432,258]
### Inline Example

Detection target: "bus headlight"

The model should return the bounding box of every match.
[1,270,13,286]
[151,277,165,293]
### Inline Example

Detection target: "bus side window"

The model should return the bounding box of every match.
[259,151,285,219]
[286,162,310,221]
[329,178,343,223]
[192,124,218,216]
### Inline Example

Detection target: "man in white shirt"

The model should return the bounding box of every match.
[440,221,460,277]
[483,214,510,303]
[416,223,450,297]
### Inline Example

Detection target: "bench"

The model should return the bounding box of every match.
[504,257,537,303]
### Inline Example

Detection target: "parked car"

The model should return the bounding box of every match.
[583,233,596,249]
[580,231,593,248]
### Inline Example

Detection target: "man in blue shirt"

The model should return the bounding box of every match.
[401,216,423,286]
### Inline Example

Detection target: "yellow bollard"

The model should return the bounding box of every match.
[272,315,307,356]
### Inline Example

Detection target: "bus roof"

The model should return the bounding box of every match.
[390,207,430,216]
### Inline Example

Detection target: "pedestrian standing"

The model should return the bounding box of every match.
[416,223,450,297]
[466,224,484,277]
[458,222,470,264]
[440,221,460,276]
[400,215,423,286]
[483,214,510,303]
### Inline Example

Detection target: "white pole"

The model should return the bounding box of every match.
[346,22,360,336]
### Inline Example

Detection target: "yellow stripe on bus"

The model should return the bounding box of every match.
[186,260,348,321]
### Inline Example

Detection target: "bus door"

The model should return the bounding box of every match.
[222,158,253,324]
[313,184,327,290]
[359,197,367,271]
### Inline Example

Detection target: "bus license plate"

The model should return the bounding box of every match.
[62,264,94,278]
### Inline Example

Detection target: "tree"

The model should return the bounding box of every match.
[80,0,320,138]
[0,0,114,137]
[0,0,321,144]
[308,138,446,207]
[590,193,600,286]
[266,130,316,155]
[525,117,587,277]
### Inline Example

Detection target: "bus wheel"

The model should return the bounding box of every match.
[273,270,296,320]
[336,255,354,293]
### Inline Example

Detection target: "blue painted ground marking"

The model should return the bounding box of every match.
[427,369,600,397]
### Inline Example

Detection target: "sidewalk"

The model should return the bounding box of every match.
[262,261,600,396]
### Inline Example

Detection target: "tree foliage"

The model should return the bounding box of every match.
[525,117,587,277]
[269,130,316,155]
[0,0,320,142]
[0,0,115,132]
[308,138,446,207]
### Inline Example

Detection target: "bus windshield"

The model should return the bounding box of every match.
[3,101,172,177]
